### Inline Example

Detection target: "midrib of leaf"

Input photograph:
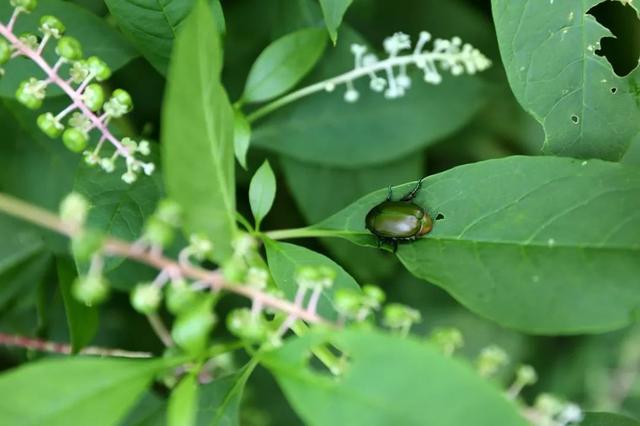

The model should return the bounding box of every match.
[155,0,178,37]
[197,34,234,230]
[212,357,259,423]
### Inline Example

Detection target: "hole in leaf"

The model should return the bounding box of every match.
[571,115,580,124]
[435,213,445,221]
[611,87,618,94]
[587,0,640,76]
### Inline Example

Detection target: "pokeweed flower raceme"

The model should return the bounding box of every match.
[0,1,154,184]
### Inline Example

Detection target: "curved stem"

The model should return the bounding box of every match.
[263,227,365,241]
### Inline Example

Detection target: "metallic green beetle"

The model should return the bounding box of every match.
[365,178,432,253]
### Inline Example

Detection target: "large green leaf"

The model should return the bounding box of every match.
[262,328,526,426]
[242,28,328,103]
[491,0,640,160]
[0,215,43,275]
[162,0,236,262]
[104,0,193,75]
[264,240,360,319]
[0,358,167,425]
[251,28,487,167]
[57,257,99,352]
[312,156,640,334]
[582,412,640,426]
[168,373,198,426]
[0,0,137,97]
[318,0,353,44]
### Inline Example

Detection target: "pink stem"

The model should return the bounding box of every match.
[6,9,19,32]
[0,23,133,160]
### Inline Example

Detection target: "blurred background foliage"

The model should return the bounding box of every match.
[0,0,639,424]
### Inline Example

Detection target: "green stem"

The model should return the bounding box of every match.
[291,322,344,376]
[263,227,364,241]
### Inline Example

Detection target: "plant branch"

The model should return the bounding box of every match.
[0,193,330,326]
[263,227,366,241]
[0,332,153,358]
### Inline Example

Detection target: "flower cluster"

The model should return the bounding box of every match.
[336,31,491,103]
[0,0,153,184]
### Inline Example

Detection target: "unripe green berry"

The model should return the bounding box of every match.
[166,279,198,315]
[72,275,109,306]
[362,285,385,308]
[131,283,162,314]
[40,15,65,38]
[37,112,63,138]
[11,0,37,12]
[383,303,421,329]
[62,128,89,152]
[60,192,89,226]
[19,33,38,50]
[71,230,105,262]
[112,88,132,109]
[56,36,83,61]
[87,56,111,81]
[171,295,216,355]
[334,288,362,317]
[143,216,174,247]
[227,308,268,341]
[16,80,43,110]
[82,83,105,111]
[0,39,11,65]
[222,255,247,283]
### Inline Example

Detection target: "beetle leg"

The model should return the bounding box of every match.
[400,177,426,201]
[385,185,393,201]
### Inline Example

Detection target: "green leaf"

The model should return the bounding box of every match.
[491,0,640,161]
[104,0,192,75]
[582,412,640,426]
[0,215,43,275]
[56,257,99,352]
[264,240,360,319]
[162,0,236,263]
[74,147,162,270]
[120,391,167,426]
[0,251,50,313]
[249,160,276,229]
[242,28,328,103]
[313,156,640,334]
[233,111,251,169]
[168,373,199,426]
[251,28,487,167]
[196,359,259,426]
[318,0,353,43]
[262,328,526,426]
[0,0,137,97]
[0,358,167,425]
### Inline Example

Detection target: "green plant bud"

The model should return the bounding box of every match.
[246,266,268,290]
[362,285,385,308]
[476,345,509,377]
[82,83,105,111]
[39,15,65,38]
[19,33,38,50]
[16,80,43,110]
[87,56,111,81]
[295,266,321,289]
[222,255,247,283]
[71,229,105,261]
[62,127,89,152]
[155,199,181,226]
[72,275,109,306]
[36,112,63,138]
[316,266,336,289]
[11,0,37,12]
[227,308,268,342]
[171,295,216,355]
[59,192,89,226]
[0,39,11,65]
[334,288,362,317]
[143,216,174,247]
[383,303,421,329]
[166,279,198,315]
[130,283,162,314]
[231,232,257,257]
[69,60,89,84]
[188,233,214,261]
[429,327,464,356]
[515,364,537,386]
[56,36,83,60]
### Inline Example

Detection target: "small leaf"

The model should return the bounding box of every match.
[162,0,236,262]
[319,0,354,44]
[57,257,99,352]
[262,328,526,426]
[168,373,198,426]
[242,28,328,103]
[0,358,167,426]
[233,111,251,169]
[249,160,276,228]
[264,240,360,319]
[491,0,640,160]
[582,412,640,426]
[313,156,640,334]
